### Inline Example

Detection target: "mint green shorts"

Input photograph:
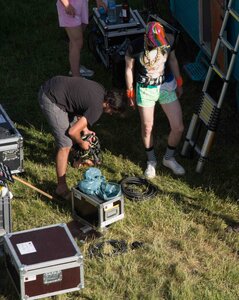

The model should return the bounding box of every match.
[136,83,177,107]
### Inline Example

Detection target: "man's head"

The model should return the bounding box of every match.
[145,21,168,49]
[103,90,126,115]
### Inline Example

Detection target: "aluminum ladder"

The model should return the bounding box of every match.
[181,0,239,173]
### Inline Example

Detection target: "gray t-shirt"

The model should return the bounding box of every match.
[42,76,105,126]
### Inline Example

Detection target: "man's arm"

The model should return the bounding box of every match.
[68,116,91,150]
[125,54,136,107]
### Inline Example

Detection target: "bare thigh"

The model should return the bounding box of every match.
[138,106,155,127]
[161,100,183,130]
[65,26,83,45]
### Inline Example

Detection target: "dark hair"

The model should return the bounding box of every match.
[105,90,126,114]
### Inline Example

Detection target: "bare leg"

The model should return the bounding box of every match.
[161,100,184,147]
[65,26,83,77]
[161,100,185,175]
[55,147,71,195]
[138,106,155,148]
[138,105,157,178]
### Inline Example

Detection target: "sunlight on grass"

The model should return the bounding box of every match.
[1,0,239,299]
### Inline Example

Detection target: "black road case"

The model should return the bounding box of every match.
[0,104,24,174]
[72,187,124,230]
[89,6,146,68]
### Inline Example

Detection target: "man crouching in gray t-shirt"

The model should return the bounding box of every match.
[38,76,125,201]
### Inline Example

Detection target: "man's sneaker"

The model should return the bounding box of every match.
[69,65,94,77]
[162,157,185,176]
[144,161,157,179]
[80,65,94,77]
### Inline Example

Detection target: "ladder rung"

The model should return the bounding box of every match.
[220,36,235,53]
[198,93,215,124]
[211,64,227,81]
[203,92,217,106]
[197,92,221,130]
[229,8,239,22]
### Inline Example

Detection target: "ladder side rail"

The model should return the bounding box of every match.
[181,114,199,156]
[202,8,230,91]
[217,35,239,107]
[224,34,239,83]
[196,130,216,173]
[202,66,214,92]
[227,0,234,14]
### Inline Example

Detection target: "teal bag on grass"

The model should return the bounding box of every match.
[98,182,122,201]
[78,167,122,200]
[78,167,105,195]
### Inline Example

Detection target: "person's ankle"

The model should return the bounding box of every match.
[55,184,69,196]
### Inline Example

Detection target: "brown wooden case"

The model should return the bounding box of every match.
[3,223,84,300]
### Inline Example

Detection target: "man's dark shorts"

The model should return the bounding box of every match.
[38,87,74,149]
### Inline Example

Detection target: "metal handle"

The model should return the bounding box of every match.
[43,270,62,284]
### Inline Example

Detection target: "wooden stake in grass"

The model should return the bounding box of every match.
[12,175,53,200]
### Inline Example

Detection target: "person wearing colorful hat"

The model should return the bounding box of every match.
[125,21,185,178]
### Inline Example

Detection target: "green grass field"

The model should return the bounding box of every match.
[1,1,239,299]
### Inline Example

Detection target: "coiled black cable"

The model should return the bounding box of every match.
[120,176,158,201]
[88,240,127,258]
[88,239,145,258]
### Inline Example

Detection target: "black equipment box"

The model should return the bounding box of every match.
[3,223,84,300]
[0,105,24,174]
[89,6,146,69]
[72,187,124,230]
[0,183,12,244]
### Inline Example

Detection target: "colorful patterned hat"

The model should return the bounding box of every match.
[145,21,168,48]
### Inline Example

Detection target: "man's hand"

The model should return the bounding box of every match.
[79,140,91,151]
[82,129,95,136]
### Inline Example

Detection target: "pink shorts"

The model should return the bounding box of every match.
[56,0,89,27]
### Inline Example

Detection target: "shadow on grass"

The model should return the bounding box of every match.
[0,254,18,300]
[164,190,239,255]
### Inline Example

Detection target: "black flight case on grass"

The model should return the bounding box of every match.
[89,6,146,69]
[0,104,24,174]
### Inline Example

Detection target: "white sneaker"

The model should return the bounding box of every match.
[162,157,185,175]
[144,161,157,179]
[80,65,94,77]
[69,65,94,77]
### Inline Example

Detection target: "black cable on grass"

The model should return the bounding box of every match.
[120,176,158,201]
[88,240,127,258]
[88,240,145,258]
